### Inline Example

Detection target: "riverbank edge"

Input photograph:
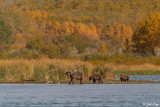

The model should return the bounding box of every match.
[0,80,160,84]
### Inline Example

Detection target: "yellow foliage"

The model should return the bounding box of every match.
[74,23,86,34]
[104,24,114,37]
[88,23,96,32]
[62,22,75,35]
[99,44,108,55]
[42,10,47,19]
[85,25,99,40]
[52,21,61,34]
[50,13,57,18]
[30,9,47,21]
[132,12,160,56]
[82,16,92,21]
[14,33,22,41]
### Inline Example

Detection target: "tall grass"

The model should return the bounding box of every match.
[0,58,95,83]
[0,58,160,83]
[111,63,160,75]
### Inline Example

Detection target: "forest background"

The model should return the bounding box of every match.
[0,0,160,83]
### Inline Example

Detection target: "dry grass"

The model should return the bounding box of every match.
[0,58,160,83]
[102,63,160,71]
[104,63,160,75]
[0,58,95,83]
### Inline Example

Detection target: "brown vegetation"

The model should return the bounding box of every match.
[0,58,159,83]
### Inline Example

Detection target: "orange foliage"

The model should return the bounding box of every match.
[30,9,47,21]
[74,23,86,34]
[104,22,133,42]
[62,22,75,35]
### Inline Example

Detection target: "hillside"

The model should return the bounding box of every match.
[0,0,159,60]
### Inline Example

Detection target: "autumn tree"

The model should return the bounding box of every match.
[46,21,61,36]
[102,22,133,55]
[87,23,99,40]
[96,24,104,37]
[103,24,114,39]
[62,22,75,35]
[99,44,108,56]
[132,12,160,56]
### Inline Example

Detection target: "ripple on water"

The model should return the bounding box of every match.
[0,84,159,106]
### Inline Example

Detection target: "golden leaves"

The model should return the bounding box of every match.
[132,12,160,56]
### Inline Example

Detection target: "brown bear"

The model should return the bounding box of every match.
[89,74,103,84]
[118,74,129,82]
[66,70,84,84]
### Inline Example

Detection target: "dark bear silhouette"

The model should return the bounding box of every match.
[66,70,84,84]
[118,74,129,82]
[89,74,103,83]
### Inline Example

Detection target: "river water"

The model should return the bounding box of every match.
[0,84,160,107]
[115,75,160,81]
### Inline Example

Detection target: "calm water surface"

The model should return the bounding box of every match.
[0,84,160,107]
[116,75,160,81]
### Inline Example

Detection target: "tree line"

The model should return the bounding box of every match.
[0,0,160,59]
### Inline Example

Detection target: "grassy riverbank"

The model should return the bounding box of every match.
[0,58,160,83]
[112,64,160,75]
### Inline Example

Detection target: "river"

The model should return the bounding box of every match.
[0,84,160,107]
[115,75,160,81]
